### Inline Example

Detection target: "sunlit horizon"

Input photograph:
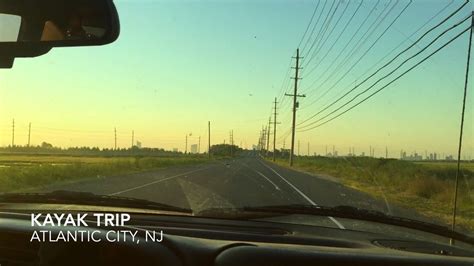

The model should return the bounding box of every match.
[0,0,472,159]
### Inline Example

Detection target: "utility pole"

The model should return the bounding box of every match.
[308,142,310,156]
[114,127,117,150]
[185,134,188,154]
[285,48,304,166]
[386,146,388,159]
[131,130,134,148]
[27,122,31,147]
[208,121,211,159]
[262,128,266,153]
[272,97,279,162]
[451,12,473,240]
[198,136,201,153]
[325,145,328,156]
[266,117,271,156]
[230,130,233,157]
[298,140,300,156]
[11,119,15,147]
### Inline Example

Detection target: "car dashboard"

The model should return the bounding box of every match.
[1,210,473,266]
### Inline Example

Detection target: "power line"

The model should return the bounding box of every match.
[272,97,280,161]
[300,0,381,95]
[276,56,294,104]
[302,0,338,61]
[302,0,401,101]
[301,0,329,54]
[452,11,473,236]
[299,14,471,130]
[285,49,304,166]
[303,0,348,69]
[302,0,364,78]
[301,0,460,114]
[298,24,471,132]
[298,0,466,128]
[297,0,322,49]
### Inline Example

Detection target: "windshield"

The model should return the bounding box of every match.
[0,0,473,239]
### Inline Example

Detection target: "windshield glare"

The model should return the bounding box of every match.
[0,0,472,239]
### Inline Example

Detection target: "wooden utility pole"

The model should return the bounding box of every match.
[185,134,188,154]
[266,117,271,156]
[272,97,278,162]
[285,49,304,166]
[11,119,15,147]
[27,122,31,147]
[208,121,211,159]
[132,130,134,148]
[114,127,117,150]
[230,130,233,157]
[451,12,473,239]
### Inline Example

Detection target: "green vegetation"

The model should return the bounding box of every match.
[272,156,474,233]
[0,154,208,193]
[0,144,185,157]
[209,144,243,157]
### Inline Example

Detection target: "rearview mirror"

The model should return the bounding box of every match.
[0,0,120,68]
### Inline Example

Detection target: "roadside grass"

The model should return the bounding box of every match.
[271,157,474,233]
[0,155,209,193]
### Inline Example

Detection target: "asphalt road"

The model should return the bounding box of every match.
[37,153,429,230]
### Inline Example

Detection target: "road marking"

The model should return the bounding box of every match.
[109,166,211,196]
[255,170,281,191]
[259,160,346,230]
[237,160,281,191]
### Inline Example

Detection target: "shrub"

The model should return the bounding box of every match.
[407,177,447,199]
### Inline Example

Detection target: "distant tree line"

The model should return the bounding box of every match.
[209,144,243,157]
[0,143,190,157]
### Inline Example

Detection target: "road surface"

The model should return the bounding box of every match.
[35,153,431,230]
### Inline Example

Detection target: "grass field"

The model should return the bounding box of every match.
[272,157,474,234]
[0,154,208,193]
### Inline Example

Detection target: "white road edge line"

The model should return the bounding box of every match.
[259,159,346,230]
[109,166,211,196]
[255,170,281,191]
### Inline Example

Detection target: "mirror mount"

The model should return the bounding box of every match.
[0,57,14,68]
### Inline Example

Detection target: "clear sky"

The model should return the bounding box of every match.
[0,0,472,158]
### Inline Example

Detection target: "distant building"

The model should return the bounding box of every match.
[401,152,423,161]
[136,141,142,149]
[191,144,198,154]
[172,148,178,153]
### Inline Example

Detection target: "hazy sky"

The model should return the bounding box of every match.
[0,0,472,158]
